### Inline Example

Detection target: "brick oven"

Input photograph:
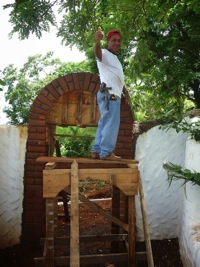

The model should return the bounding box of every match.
[22,72,135,249]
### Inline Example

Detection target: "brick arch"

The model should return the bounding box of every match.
[22,72,135,248]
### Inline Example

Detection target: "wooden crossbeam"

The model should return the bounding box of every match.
[64,187,129,232]
[36,156,138,165]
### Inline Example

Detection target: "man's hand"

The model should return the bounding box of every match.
[94,27,104,61]
[95,27,104,43]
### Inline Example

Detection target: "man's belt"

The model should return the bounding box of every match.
[100,82,117,110]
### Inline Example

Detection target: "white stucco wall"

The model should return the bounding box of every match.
[135,125,189,240]
[0,125,27,249]
[179,139,200,267]
[135,121,200,267]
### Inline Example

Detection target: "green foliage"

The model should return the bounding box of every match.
[2,52,91,124]
[3,0,200,120]
[0,79,5,91]
[163,162,200,187]
[4,0,57,39]
[161,119,200,141]
[56,126,96,157]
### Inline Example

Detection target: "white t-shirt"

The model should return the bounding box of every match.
[97,49,124,98]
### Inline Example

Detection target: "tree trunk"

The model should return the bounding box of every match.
[192,80,200,108]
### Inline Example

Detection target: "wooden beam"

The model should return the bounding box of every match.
[43,168,138,198]
[64,187,129,232]
[40,234,127,246]
[62,92,69,124]
[34,252,147,266]
[76,90,82,125]
[138,173,154,267]
[37,156,139,165]
[45,162,58,170]
[70,160,80,267]
[90,93,96,122]
[45,198,55,267]
[128,195,136,267]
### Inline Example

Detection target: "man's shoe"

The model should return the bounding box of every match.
[91,152,100,159]
[100,152,122,161]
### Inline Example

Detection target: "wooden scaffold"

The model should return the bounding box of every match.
[34,156,154,267]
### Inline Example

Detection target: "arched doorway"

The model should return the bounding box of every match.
[22,72,135,247]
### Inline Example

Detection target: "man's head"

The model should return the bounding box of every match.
[106,30,121,54]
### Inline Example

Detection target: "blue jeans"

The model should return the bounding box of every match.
[91,90,121,158]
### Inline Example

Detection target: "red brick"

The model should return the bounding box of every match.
[67,80,75,91]
[27,140,46,146]
[25,164,36,171]
[26,178,35,185]
[120,123,133,130]
[73,73,80,91]
[36,94,52,106]
[27,184,43,191]
[29,113,38,119]
[37,127,46,133]
[55,86,64,95]
[117,136,132,143]
[65,74,73,83]
[38,114,46,120]
[40,88,49,97]
[28,126,37,133]
[28,132,46,140]
[46,84,61,98]
[29,119,46,126]
[51,78,59,87]
[33,100,42,107]
[27,145,47,153]
[41,103,50,111]
[26,210,44,217]
[59,76,71,92]
[83,72,91,91]
[24,190,35,197]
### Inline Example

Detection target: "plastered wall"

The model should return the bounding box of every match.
[135,126,189,240]
[179,139,200,267]
[135,119,200,267]
[0,126,27,249]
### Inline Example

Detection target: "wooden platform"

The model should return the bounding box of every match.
[34,156,153,267]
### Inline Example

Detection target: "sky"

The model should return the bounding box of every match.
[0,0,86,124]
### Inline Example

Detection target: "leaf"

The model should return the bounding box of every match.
[163,162,200,187]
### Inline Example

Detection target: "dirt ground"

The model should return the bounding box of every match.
[0,185,183,267]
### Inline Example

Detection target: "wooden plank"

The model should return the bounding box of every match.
[45,162,58,170]
[37,156,139,165]
[48,125,56,156]
[35,253,128,266]
[43,169,71,198]
[76,90,82,125]
[35,251,147,266]
[138,173,154,267]
[40,234,128,246]
[34,251,147,266]
[70,160,80,267]
[45,198,55,267]
[62,93,69,124]
[110,174,138,196]
[55,140,61,157]
[43,168,138,197]
[128,196,136,267]
[64,187,129,232]
[90,93,96,122]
